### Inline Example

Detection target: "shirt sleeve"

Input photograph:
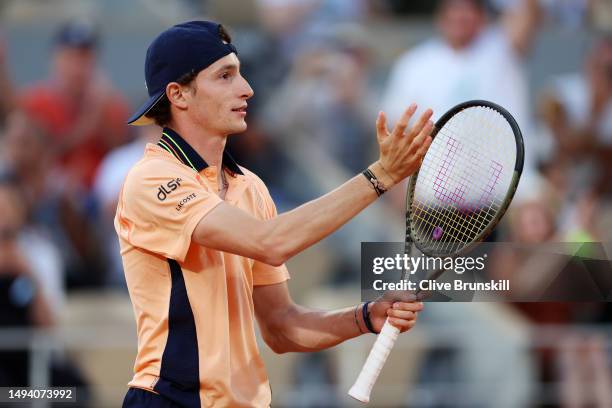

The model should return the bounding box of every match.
[251,181,290,286]
[115,159,223,262]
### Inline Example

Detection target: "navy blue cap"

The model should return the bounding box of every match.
[55,20,99,49]
[128,21,238,126]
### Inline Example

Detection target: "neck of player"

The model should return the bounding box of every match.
[169,120,228,192]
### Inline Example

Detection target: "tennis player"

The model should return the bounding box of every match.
[116,21,433,408]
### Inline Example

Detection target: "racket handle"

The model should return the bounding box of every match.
[348,319,400,403]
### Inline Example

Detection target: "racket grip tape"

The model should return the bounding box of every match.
[348,319,400,403]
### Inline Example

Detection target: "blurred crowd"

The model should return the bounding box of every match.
[0,0,610,406]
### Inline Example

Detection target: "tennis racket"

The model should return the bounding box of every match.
[348,100,525,403]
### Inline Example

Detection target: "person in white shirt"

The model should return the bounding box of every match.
[382,0,540,172]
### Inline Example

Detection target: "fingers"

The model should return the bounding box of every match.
[407,108,433,141]
[410,120,434,154]
[391,103,417,138]
[386,309,416,320]
[391,301,424,313]
[376,111,389,142]
[386,301,423,332]
[416,135,433,161]
[387,316,418,331]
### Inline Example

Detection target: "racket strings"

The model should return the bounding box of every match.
[412,131,497,249]
[414,114,507,251]
[410,106,516,255]
[413,136,501,251]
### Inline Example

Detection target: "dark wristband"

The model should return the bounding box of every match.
[362,301,378,334]
[362,169,387,196]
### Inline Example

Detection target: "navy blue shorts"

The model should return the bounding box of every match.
[122,388,181,408]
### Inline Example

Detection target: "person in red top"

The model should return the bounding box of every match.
[21,19,130,190]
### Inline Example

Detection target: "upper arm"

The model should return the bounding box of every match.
[193,174,292,266]
[253,281,295,333]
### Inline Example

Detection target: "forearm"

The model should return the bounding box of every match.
[263,171,385,264]
[255,283,422,354]
[505,0,541,57]
[195,164,391,266]
[265,304,368,353]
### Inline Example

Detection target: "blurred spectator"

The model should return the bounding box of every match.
[0,111,65,315]
[20,19,130,192]
[255,0,370,58]
[93,125,159,286]
[17,19,129,288]
[0,179,90,401]
[539,36,612,206]
[382,0,540,121]
[0,179,53,386]
[381,0,541,178]
[0,109,105,289]
[264,28,377,175]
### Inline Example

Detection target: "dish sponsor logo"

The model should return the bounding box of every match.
[157,178,182,201]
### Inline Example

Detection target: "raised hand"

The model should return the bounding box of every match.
[370,104,434,188]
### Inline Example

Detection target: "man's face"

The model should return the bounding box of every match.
[437,0,486,50]
[53,46,96,96]
[183,53,254,136]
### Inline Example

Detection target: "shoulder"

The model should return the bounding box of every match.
[237,166,278,216]
[238,166,271,194]
[122,153,198,198]
[239,165,265,184]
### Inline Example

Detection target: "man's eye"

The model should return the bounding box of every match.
[221,72,230,79]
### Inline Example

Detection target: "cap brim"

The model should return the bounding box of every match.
[127,90,165,126]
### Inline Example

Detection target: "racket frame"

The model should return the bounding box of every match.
[407,99,524,259]
[348,100,525,404]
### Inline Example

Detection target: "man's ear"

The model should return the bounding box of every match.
[166,82,189,110]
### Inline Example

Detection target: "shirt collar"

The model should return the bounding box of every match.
[157,127,243,175]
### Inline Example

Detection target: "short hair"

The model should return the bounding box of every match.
[145,24,233,127]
